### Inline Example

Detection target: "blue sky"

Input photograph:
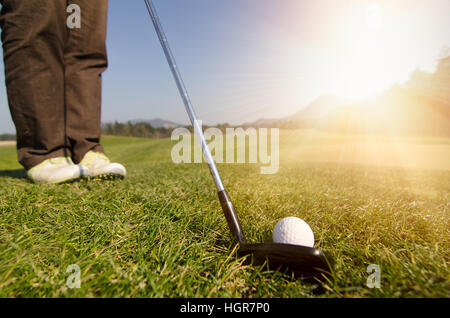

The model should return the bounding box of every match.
[1,0,449,133]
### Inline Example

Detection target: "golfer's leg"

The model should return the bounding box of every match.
[0,0,68,170]
[64,0,108,164]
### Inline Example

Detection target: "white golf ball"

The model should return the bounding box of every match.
[272,217,315,247]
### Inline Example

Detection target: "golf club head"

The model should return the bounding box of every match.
[238,243,334,280]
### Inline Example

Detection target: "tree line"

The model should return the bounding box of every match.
[101,121,243,139]
[101,121,173,138]
[0,134,15,141]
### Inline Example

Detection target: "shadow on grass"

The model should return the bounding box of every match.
[0,169,26,179]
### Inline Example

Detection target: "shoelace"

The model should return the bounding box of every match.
[81,152,110,167]
[49,157,73,165]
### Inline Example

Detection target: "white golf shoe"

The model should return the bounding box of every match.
[79,151,126,179]
[27,157,89,184]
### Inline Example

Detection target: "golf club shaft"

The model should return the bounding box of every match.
[144,0,223,191]
[145,0,246,244]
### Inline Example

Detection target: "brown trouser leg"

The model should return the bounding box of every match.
[0,0,108,170]
[65,0,108,164]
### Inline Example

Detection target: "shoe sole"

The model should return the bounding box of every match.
[29,175,87,185]
[87,173,126,181]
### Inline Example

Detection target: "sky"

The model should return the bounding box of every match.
[0,0,449,133]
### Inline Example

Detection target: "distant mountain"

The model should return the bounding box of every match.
[249,86,450,137]
[289,94,350,120]
[249,95,351,128]
[248,54,450,137]
[128,118,182,129]
[318,85,450,136]
[247,118,282,127]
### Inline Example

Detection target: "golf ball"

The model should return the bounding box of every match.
[272,217,315,247]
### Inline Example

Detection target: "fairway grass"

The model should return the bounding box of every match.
[0,130,448,297]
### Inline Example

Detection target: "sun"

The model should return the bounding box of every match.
[366,3,382,32]
[329,3,398,100]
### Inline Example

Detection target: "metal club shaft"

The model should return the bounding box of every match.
[144,0,224,192]
[144,0,246,244]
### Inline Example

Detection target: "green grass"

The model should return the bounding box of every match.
[0,131,448,297]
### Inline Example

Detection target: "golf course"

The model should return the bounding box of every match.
[0,130,448,297]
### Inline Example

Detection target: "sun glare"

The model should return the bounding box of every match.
[366,3,382,32]
[329,3,402,100]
